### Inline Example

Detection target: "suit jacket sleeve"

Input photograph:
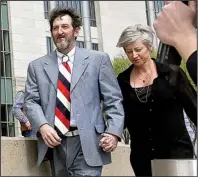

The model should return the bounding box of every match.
[99,53,125,139]
[186,50,197,85]
[176,67,197,126]
[24,62,48,132]
[12,91,29,123]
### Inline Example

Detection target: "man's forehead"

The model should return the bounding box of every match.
[53,15,72,23]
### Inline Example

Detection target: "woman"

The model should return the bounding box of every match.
[116,24,197,176]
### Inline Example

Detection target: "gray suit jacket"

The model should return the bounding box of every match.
[24,47,124,167]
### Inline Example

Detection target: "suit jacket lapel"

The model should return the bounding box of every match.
[44,51,59,90]
[71,47,89,92]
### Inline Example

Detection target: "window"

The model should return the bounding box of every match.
[76,41,98,51]
[145,1,165,25]
[1,3,9,29]
[44,1,50,19]
[76,41,84,48]
[56,1,97,27]
[89,1,96,27]
[153,1,165,17]
[145,2,151,26]
[46,37,53,54]
[1,1,14,136]
[3,30,10,52]
[92,43,98,51]
[56,1,82,17]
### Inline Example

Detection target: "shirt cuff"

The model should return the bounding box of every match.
[20,116,29,124]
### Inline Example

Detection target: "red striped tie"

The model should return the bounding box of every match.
[55,56,71,135]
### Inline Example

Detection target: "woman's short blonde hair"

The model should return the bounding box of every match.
[116,24,155,49]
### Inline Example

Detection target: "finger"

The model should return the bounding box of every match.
[46,144,54,148]
[103,144,113,152]
[99,136,108,145]
[101,133,111,137]
[44,132,58,147]
[111,144,118,152]
[105,145,115,152]
[46,137,55,146]
[100,142,110,148]
[103,137,112,144]
[53,132,62,142]
[48,132,61,145]
[101,133,114,139]
[100,137,113,147]
[110,139,118,148]
[110,145,117,152]
[104,144,116,152]
[50,136,61,146]
[188,1,197,13]
[44,138,54,148]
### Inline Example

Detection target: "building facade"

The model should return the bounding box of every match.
[1,1,164,137]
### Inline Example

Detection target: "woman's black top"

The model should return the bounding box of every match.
[187,50,197,85]
[117,60,197,159]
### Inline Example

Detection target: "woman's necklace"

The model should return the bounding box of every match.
[132,66,153,103]
[134,68,151,84]
[134,84,150,103]
[136,75,146,83]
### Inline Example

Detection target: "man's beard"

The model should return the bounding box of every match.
[55,38,75,53]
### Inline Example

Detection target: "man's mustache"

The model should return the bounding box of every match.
[57,36,66,39]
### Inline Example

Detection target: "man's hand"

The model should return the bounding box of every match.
[154,1,196,46]
[25,121,32,130]
[153,1,197,61]
[99,133,118,152]
[40,124,62,148]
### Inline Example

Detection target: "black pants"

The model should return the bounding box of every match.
[130,151,152,176]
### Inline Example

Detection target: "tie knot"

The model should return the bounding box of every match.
[62,55,69,63]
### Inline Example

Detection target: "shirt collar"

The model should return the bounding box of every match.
[56,47,76,63]
[118,58,171,83]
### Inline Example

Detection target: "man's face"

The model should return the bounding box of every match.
[52,15,79,52]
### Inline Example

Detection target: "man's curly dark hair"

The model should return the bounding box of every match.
[49,7,82,31]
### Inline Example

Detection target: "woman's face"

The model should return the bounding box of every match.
[124,40,151,67]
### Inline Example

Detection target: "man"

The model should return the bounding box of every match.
[12,90,35,137]
[154,1,197,85]
[24,7,124,176]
